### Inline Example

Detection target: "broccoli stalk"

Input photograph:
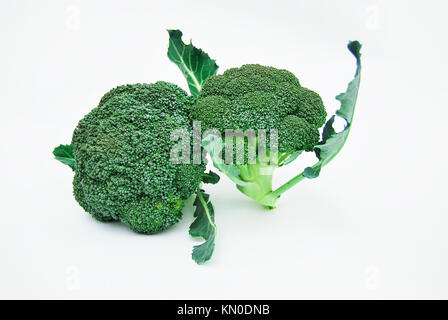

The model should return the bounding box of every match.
[235,155,275,206]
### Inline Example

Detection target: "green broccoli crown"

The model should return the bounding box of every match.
[192,64,326,153]
[72,82,205,234]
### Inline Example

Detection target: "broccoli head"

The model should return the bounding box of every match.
[193,64,326,153]
[72,82,205,233]
[192,64,327,206]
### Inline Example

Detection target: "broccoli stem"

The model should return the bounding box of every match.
[234,150,281,209]
[235,152,299,209]
[236,163,275,206]
[259,160,323,208]
[236,158,324,209]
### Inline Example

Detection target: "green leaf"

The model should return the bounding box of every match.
[304,40,362,177]
[303,165,321,179]
[335,40,362,122]
[202,171,220,184]
[53,144,75,171]
[201,134,250,186]
[190,189,217,264]
[167,29,218,98]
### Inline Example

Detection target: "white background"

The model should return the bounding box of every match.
[1,0,447,299]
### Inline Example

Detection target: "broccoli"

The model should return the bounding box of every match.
[192,64,326,207]
[67,82,205,234]
[191,40,362,209]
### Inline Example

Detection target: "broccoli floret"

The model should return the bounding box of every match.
[192,64,326,207]
[72,82,205,233]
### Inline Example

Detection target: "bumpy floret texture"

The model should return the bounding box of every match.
[192,64,327,154]
[72,82,205,234]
